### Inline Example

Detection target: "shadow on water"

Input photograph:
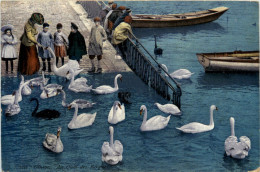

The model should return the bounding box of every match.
[133,22,226,38]
[222,154,251,171]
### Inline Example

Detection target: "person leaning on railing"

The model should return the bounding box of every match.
[100,0,114,26]
[112,16,133,59]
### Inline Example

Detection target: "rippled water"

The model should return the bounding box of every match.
[2,1,259,172]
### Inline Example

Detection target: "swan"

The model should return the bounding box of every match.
[1,80,28,105]
[43,127,63,153]
[225,117,251,159]
[161,64,194,80]
[140,105,171,132]
[30,98,60,119]
[154,35,163,55]
[40,83,63,99]
[154,102,181,115]
[67,103,96,129]
[5,91,20,116]
[101,126,123,165]
[58,89,96,109]
[47,47,83,79]
[67,69,92,93]
[108,101,125,124]
[20,75,32,96]
[92,74,122,94]
[176,105,218,134]
[27,71,49,86]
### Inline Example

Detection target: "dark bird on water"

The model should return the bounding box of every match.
[154,35,163,55]
[30,98,60,119]
[118,92,131,104]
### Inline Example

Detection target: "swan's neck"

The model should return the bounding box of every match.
[114,76,119,89]
[109,131,114,147]
[142,108,148,124]
[231,120,235,136]
[209,108,214,126]
[14,91,19,105]
[42,72,45,84]
[72,105,78,121]
[40,82,44,90]
[70,71,75,85]
[61,90,67,107]
[52,50,58,72]
[154,36,157,48]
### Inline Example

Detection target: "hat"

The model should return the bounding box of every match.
[30,13,44,25]
[43,23,50,28]
[56,23,63,29]
[1,24,14,32]
[71,22,78,30]
[94,17,101,22]
[118,6,126,11]
[126,8,132,13]
[112,3,117,10]
[108,1,114,4]
[124,16,132,24]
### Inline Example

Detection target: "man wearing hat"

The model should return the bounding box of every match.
[67,22,87,63]
[108,6,126,32]
[18,13,44,75]
[100,1,114,25]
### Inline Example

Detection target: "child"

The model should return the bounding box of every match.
[37,23,54,72]
[1,24,18,72]
[54,23,68,67]
[88,17,107,73]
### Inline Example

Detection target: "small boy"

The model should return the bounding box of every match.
[54,23,68,67]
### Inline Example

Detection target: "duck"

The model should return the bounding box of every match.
[58,89,96,109]
[161,64,194,80]
[20,75,32,96]
[108,101,125,124]
[154,35,163,55]
[176,105,218,134]
[43,127,63,153]
[140,105,171,132]
[67,69,92,93]
[154,102,181,115]
[40,82,63,99]
[27,71,49,87]
[30,98,60,119]
[92,74,122,94]
[5,91,21,116]
[101,126,123,165]
[1,80,28,105]
[67,103,96,129]
[225,117,251,159]
[47,47,83,79]
[118,91,131,104]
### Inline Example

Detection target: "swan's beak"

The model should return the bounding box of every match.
[120,77,122,82]
[118,104,122,109]
[12,91,16,96]
[46,93,49,98]
[68,105,71,110]
[57,130,61,138]
[216,107,218,111]
[140,109,143,116]
[66,71,70,75]
[30,84,34,89]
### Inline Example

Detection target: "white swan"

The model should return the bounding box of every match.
[27,71,49,86]
[108,101,125,124]
[176,105,218,133]
[20,75,32,96]
[225,117,251,159]
[43,127,63,153]
[92,74,122,94]
[47,47,83,79]
[1,80,28,105]
[161,64,194,79]
[68,69,92,93]
[154,102,181,115]
[101,126,123,165]
[140,105,171,132]
[67,103,96,129]
[5,90,21,116]
[58,89,96,109]
[40,83,63,99]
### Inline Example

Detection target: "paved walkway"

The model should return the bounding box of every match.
[1,0,131,77]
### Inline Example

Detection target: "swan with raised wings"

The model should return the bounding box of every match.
[102,126,123,165]
[92,74,122,94]
[5,91,21,116]
[140,105,171,132]
[67,69,92,93]
[161,64,194,80]
[43,127,63,153]
[20,75,32,96]
[108,101,125,124]
[176,105,218,133]
[225,117,251,159]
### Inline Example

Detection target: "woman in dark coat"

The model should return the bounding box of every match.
[67,23,87,63]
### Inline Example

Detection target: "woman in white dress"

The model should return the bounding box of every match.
[1,25,18,72]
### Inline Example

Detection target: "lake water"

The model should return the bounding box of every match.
[1,1,259,172]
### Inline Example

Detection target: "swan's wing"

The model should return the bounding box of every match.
[102,142,113,156]
[145,115,170,130]
[44,133,57,147]
[92,85,114,94]
[108,106,114,122]
[225,136,238,155]
[75,77,87,83]
[76,113,96,126]
[1,95,14,105]
[95,85,113,90]
[176,122,209,133]
[160,104,181,114]
[239,136,251,151]
[73,99,95,109]
[116,104,125,122]
[114,140,123,155]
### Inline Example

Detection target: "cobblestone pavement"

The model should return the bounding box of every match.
[1,0,132,77]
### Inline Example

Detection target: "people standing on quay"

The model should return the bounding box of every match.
[112,16,133,59]
[54,23,68,67]
[1,24,18,73]
[100,0,114,26]
[37,23,54,72]
[67,22,87,64]
[88,17,107,73]
[18,13,44,75]
[104,3,117,39]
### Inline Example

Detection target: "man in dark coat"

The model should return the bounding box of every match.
[67,22,87,63]
[112,8,131,30]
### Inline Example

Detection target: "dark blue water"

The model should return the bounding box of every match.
[2,1,259,172]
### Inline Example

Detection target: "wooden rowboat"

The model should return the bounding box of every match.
[132,7,228,28]
[197,51,259,72]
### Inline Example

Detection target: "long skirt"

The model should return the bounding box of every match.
[18,43,40,75]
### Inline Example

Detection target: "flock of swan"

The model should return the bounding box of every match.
[1,48,251,166]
